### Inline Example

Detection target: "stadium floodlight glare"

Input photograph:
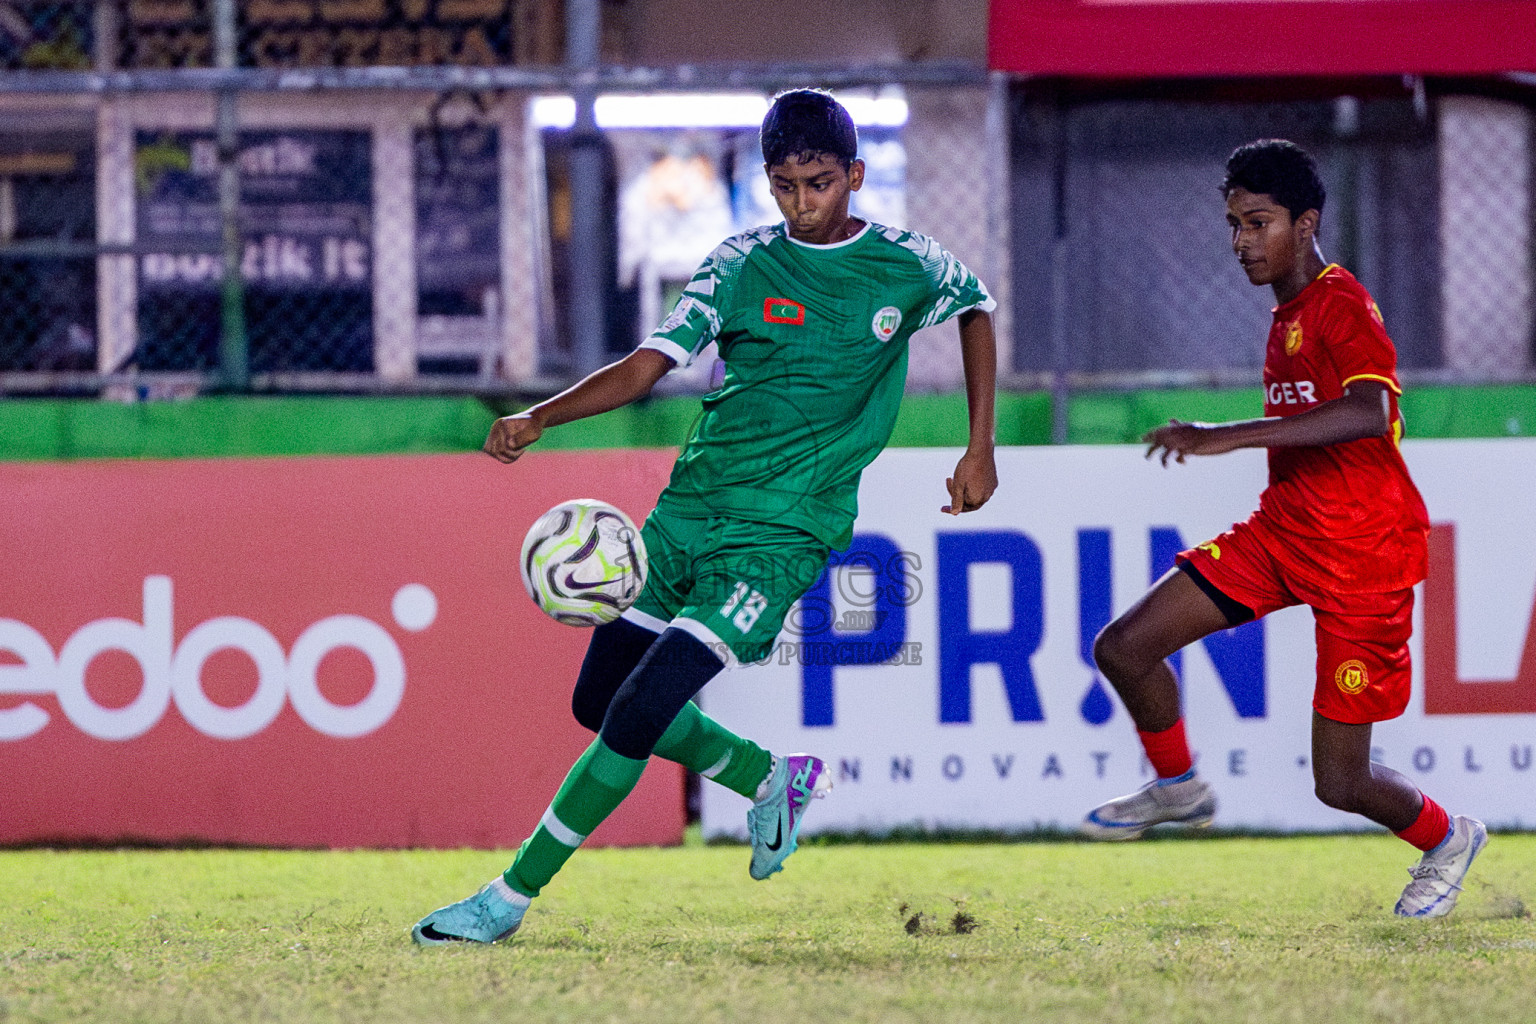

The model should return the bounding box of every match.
[530,92,909,130]
[596,93,767,128]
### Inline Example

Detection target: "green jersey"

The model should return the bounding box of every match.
[639,221,994,550]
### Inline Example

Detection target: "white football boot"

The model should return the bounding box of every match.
[1395,815,1488,919]
[1082,771,1217,840]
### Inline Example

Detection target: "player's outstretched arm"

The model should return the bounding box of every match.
[1143,380,1392,467]
[482,348,676,463]
[944,308,999,514]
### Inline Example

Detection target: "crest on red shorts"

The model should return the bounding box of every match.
[1335,659,1370,695]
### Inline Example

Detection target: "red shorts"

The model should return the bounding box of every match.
[1177,512,1414,724]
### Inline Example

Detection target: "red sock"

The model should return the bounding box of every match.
[1138,719,1193,779]
[1396,794,1452,852]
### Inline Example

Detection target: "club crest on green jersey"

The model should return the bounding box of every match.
[871,306,902,342]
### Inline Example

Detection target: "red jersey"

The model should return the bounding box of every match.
[1256,264,1430,594]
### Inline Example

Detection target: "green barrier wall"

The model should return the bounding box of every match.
[0,386,1531,461]
[1067,386,1536,444]
[0,396,495,461]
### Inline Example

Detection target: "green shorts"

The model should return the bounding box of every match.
[623,508,831,665]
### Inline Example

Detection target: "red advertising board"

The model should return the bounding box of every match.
[989,0,1536,77]
[0,450,685,849]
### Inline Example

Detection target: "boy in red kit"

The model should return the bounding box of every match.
[1080,139,1485,918]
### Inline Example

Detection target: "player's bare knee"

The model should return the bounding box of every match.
[1093,620,1144,685]
[1313,772,1363,813]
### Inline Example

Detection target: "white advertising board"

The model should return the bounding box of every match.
[698,440,1536,836]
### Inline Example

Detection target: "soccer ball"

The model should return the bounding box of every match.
[519,499,648,626]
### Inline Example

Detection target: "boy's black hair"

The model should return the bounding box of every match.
[1222,139,1326,220]
[760,89,858,170]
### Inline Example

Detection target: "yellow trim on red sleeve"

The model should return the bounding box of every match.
[1341,373,1402,395]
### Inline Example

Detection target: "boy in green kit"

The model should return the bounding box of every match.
[413,88,999,944]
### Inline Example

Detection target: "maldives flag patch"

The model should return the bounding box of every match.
[763,297,805,325]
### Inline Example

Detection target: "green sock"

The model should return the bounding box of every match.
[504,737,647,898]
[651,701,773,799]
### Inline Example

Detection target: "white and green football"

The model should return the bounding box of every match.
[519,499,648,626]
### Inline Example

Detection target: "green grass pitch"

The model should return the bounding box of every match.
[3,834,1534,1023]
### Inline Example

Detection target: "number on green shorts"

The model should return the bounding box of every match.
[720,582,769,633]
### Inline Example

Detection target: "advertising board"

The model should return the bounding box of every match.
[5,441,1532,846]
[0,450,683,848]
[989,0,1536,77]
[699,442,1536,836]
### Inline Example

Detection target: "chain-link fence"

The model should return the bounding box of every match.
[0,112,96,375]
[1008,79,1536,395]
[0,7,1532,398]
[0,1,559,71]
[0,65,1003,395]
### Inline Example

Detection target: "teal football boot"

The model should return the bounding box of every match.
[747,753,833,880]
[411,877,530,945]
